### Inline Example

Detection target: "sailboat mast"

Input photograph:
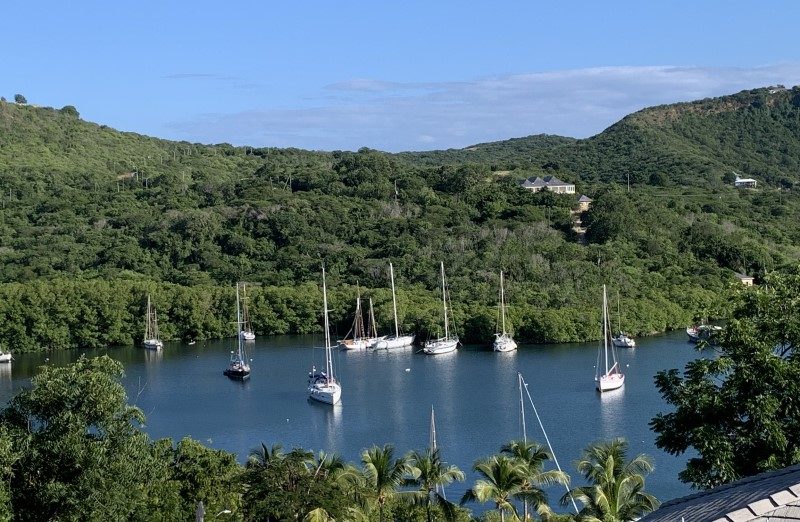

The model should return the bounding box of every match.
[441,262,449,339]
[390,263,399,338]
[322,266,333,377]
[429,406,437,452]
[603,285,609,374]
[500,271,507,336]
[518,373,527,442]
[145,295,151,339]
[368,298,377,338]
[617,290,622,333]
[236,284,244,359]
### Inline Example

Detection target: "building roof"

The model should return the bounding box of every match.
[640,464,800,522]
[736,273,754,281]
[578,195,592,203]
[521,175,574,188]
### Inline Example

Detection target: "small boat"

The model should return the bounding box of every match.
[493,271,517,352]
[239,283,256,341]
[142,295,164,351]
[0,351,11,363]
[686,324,722,343]
[611,290,635,348]
[224,285,251,380]
[596,285,624,392]
[373,262,415,349]
[187,340,196,346]
[424,262,459,355]
[308,265,342,405]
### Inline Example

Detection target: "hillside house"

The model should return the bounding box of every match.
[736,273,755,286]
[734,175,758,189]
[577,195,592,211]
[520,175,575,194]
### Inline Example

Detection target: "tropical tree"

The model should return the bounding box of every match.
[461,455,528,522]
[651,269,800,489]
[501,439,569,520]
[406,448,465,522]
[561,438,659,522]
[361,444,411,522]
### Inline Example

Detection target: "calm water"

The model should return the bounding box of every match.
[0,331,705,507]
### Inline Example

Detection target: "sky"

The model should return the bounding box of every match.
[2,0,800,152]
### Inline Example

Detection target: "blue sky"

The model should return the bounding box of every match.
[2,1,799,151]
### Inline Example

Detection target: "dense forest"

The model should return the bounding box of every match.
[1,86,799,351]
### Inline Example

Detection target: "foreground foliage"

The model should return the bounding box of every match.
[651,268,800,489]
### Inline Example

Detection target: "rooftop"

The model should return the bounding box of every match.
[641,464,800,522]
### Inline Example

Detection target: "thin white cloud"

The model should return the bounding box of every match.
[165,64,800,152]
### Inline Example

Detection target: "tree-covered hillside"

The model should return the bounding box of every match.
[1,87,799,352]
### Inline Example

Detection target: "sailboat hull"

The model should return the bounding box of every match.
[338,337,383,350]
[308,382,342,404]
[143,339,163,351]
[423,338,458,354]
[224,367,251,380]
[493,334,517,352]
[0,353,11,363]
[240,331,256,341]
[596,373,625,392]
[611,335,635,348]
[373,335,415,350]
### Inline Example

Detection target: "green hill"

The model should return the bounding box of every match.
[0,87,799,352]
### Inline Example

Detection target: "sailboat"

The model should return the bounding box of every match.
[373,262,415,349]
[239,283,256,341]
[595,285,624,392]
[611,290,635,348]
[493,271,517,352]
[142,295,164,351]
[308,265,342,405]
[224,285,251,380]
[0,349,11,363]
[338,290,383,350]
[423,262,459,355]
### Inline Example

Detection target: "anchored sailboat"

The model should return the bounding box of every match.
[308,265,342,405]
[224,285,251,380]
[595,285,624,392]
[423,262,458,355]
[142,295,164,351]
[338,288,383,350]
[240,283,256,341]
[493,271,517,352]
[373,262,415,349]
[611,290,635,348]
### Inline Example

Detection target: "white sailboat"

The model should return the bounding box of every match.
[142,295,164,351]
[338,290,383,350]
[224,285,251,379]
[423,262,459,355]
[373,262,415,349]
[493,271,518,352]
[239,282,256,341]
[308,265,342,405]
[0,350,11,363]
[611,290,635,348]
[596,285,624,392]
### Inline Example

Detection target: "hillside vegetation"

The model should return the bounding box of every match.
[1,87,799,351]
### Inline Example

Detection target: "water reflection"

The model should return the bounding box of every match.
[598,386,626,440]
[0,365,11,393]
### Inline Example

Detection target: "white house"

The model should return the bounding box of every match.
[734,174,758,189]
[520,175,575,194]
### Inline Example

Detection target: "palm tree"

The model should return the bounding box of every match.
[361,444,410,522]
[501,440,570,520]
[406,448,465,522]
[561,438,659,522]
[461,454,528,522]
[247,442,285,470]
